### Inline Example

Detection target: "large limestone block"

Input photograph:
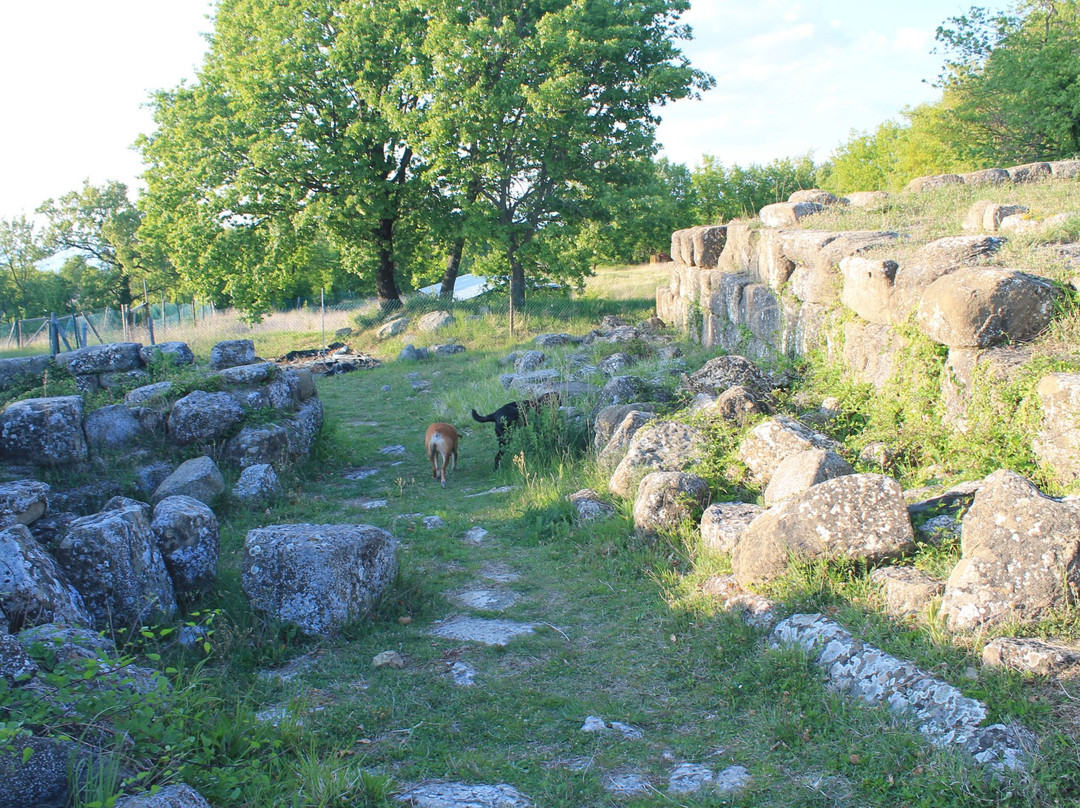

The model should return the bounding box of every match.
[232,463,282,505]
[700,502,762,555]
[55,342,142,376]
[216,361,276,386]
[242,523,397,637]
[717,221,762,275]
[114,784,213,808]
[842,320,909,391]
[592,402,657,451]
[151,496,220,597]
[691,225,728,268]
[904,173,964,193]
[962,201,1028,232]
[609,420,704,498]
[590,375,655,419]
[840,256,899,324]
[891,235,1006,319]
[54,499,177,630]
[0,480,49,527]
[0,355,52,391]
[83,403,144,454]
[982,637,1080,677]
[961,168,1010,186]
[737,415,841,485]
[0,523,90,628]
[152,456,226,506]
[789,189,840,206]
[209,339,255,370]
[415,310,454,332]
[762,448,854,507]
[284,397,324,460]
[139,341,195,368]
[1007,161,1051,183]
[732,474,915,586]
[1034,373,1080,486]
[597,410,655,470]
[223,423,290,468]
[0,395,88,466]
[632,471,711,536]
[167,390,245,446]
[870,566,944,617]
[844,190,890,207]
[916,267,1058,348]
[759,201,823,227]
[940,346,1032,431]
[942,470,1080,629]
[679,354,775,398]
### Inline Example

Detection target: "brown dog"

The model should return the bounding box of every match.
[425,422,459,487]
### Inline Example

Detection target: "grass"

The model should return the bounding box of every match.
[6,256,1080,806]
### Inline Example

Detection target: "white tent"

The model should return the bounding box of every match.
[417,273,490,301]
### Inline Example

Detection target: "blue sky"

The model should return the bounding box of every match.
[0,0,1001,221]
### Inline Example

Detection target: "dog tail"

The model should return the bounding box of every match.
[471,408,495,423]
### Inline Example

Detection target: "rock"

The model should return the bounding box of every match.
[706,385,768,424]
[533,333,577,347]
[737,415,842,485]
[139,341,195,368]
[668,763,715,795]
[415,310,454,332]
[961,168,1011,186]
[845,190,890,208]
[982,637,1080,677]
[508,369,560,395]
[152,456,226,506]
[840,256,899,324]
[1034,373,1080,485]
[0,396,88,466]
[942,470,1080,629]
[759,201,824,227]
[16,622,116,664]
[395,782,531,807]
[903,173,964,193]
[216,361,276,386]
[732,474,914,586]
[0,523,90,628]
[47,481,123,518]
[431,343,465,358]
[398,344,428,361]
[1050,159,1080,179]
[167,390,245,446]
[699,502,763,555]
[870,566,944,617]
[83,403,144,455]
[790,189,840,206]
[514,350,547,373]
[592,402,657,451]
[591,376,655,417]
[0,632,37,682]
[0,480,49,526]
[114,784,213,808]
[209,339,255,370]
[376,317,408,339]
[124,381,174,409]
[1007,161,1052,183]
[597,410,654,470]
[232,464,282,504]
[609,420,704,498]
[568,489,615,521]
[762,448,854,507]
[151,496,220,597]
[859,441,899,469]
[55,342,142,376]
[0,355,52,391]
[891,236,1007,320]
[242,523,397,637]
[373,650,406,669]
[223,423,290,468]
[283,397,324,460]
[632,471,711,536]
[133,461,174,500]
[962,201,1028,232]
[54,499,177,630]
[679,354,775,398]
[0,736,86,808]
[916,267,1058,348]
[599,352,636,377]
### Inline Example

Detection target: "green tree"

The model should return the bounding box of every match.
[140,0,428,317]
[689,154,818,223]
[0,215,47,319]
[415,0,712,310]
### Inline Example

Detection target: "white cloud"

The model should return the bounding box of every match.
[894,27,934,52]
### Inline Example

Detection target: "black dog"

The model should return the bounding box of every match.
[471,392,560,468]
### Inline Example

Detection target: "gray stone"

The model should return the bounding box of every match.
[982,637,1080,677]
[223,423,290,468]
[700,574,777,628]
[840,256,899,324]
[114,784,212,808]
[47,480,123,517]
[706,385,768,424]
[134,461,174,499]
[917,267,1058,348]
[399,344,428,361]
[209,339,255,370]
[0,736,85,808]
[592,402,657,451]
[55,342,142,376]
[845,190,890,207]
[1034,373,1080,485]
[0,395,88,466]
[597,410,654,470]
[609,420,704,498]
[0,632,37,682]
[633,471,711,536]
[668,763,715,795]
[0,479,49,526]
[962,201,1028,232]
[376,317,408,339]
[83,403,143,455]
[233,464,282,504]
[124,381,174,409]
[139,341,194,368]
[243,523,397,637]
[737,415,842,485]
[431,343,466,357]
[216,361,276,386]
[759,201,824,227]
[167,390,245,446]
[591,376,655,418]
[700,502,763,555]
[153,456,226,506]
[790,189,840,206]
[1007,161,1052,183]
[0,355,52,391]
[54,500,177,630]
[452,589,519,611]
[942,470,1080,629]
[870,566,944,617]
[533,333,577,347]
[733,474,914,586]
[762,448,854,507]
[0,523,90,628]
[514,350,547,373]
[283,397,324,460]
[415,310,454,332]
[599,352,635,376]
[1050,159,1080,179]
[430,615,534,646]
[961,168,1011,186]
[568,488,615,521]
[152,496,219,596]
[680,354,775,398]
[904,173,964,193]
[395,782,531,807]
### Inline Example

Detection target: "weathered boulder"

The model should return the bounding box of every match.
[940,346,1032,430]
[789,189,840,206]
[737,415,842,485]
[762,448,854,507]
[568,488,615,521]
[0,632,37,682]
[705,385,769,425]
[232,463,282,505]
[962,201,1028,232]
[133,461,175,500]
[209,339,255,370]
[0,396,88,466]
[55,343,142,376]
[942,470,1080,629]
[0,523,90,628]
[0,736,87,808]
[903,173,963,193]
[699,502,763,555]
[167,390,245,446]
[597,410,654,470]
[415,310,454,332]
[890,235,1006,319]
[216,361,276,386]
[917,268,1058,348]
[114,784,213,808]
[151,496,220,597]
[845,191,890,208]
[16,622,116,664]
[534,332,578,347]
[139,341,195,368]
[592,402,657,451]
[82,403,144,455]
[632,471,710,536]
[223,423,290,468]
[982,637,1080,677]
[508,369,561,395]
[242,523,397,637]
[599,352,635,377]
[124,381,174,409]
[53,499,177,630]
[609,420,704,498]
[870,566,944,618]
[284,397,324,460]
[1034,373,1080,485]
[0,355,53,392]
[840,257,899,324]
[961,168,1011,186]
[591,375,655,418]
[1007,161,1052,183]
[679,355,775,398]
[0,480,49,526]
[759,201,823,227]
[47,481,123,518]
[732,474,915,586]
[398,344,428,361]
[376,317,408,339]
[1050,159,1080,179]
[842,320,909,391]
[152,456,226,506]
[514,350,547,373]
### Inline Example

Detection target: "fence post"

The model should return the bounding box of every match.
[49,313,59,356]
[321,287,326,355]
[192,298,198,325]
[16,319,21,348]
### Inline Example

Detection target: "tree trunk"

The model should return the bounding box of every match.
[509,252,526,312]
[439,237,465,299]
[375,217,402,312]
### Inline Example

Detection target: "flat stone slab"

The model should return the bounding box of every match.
[449,661,477,686]
[379,445,407,455]
[430,616,535,646]
[463,527,489,544]
[605,773,651,796]
[480,563,520,583]
[466,485,516,498]
[395,782,530,807]
[452,589,519,611]
[344,468,379,481]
